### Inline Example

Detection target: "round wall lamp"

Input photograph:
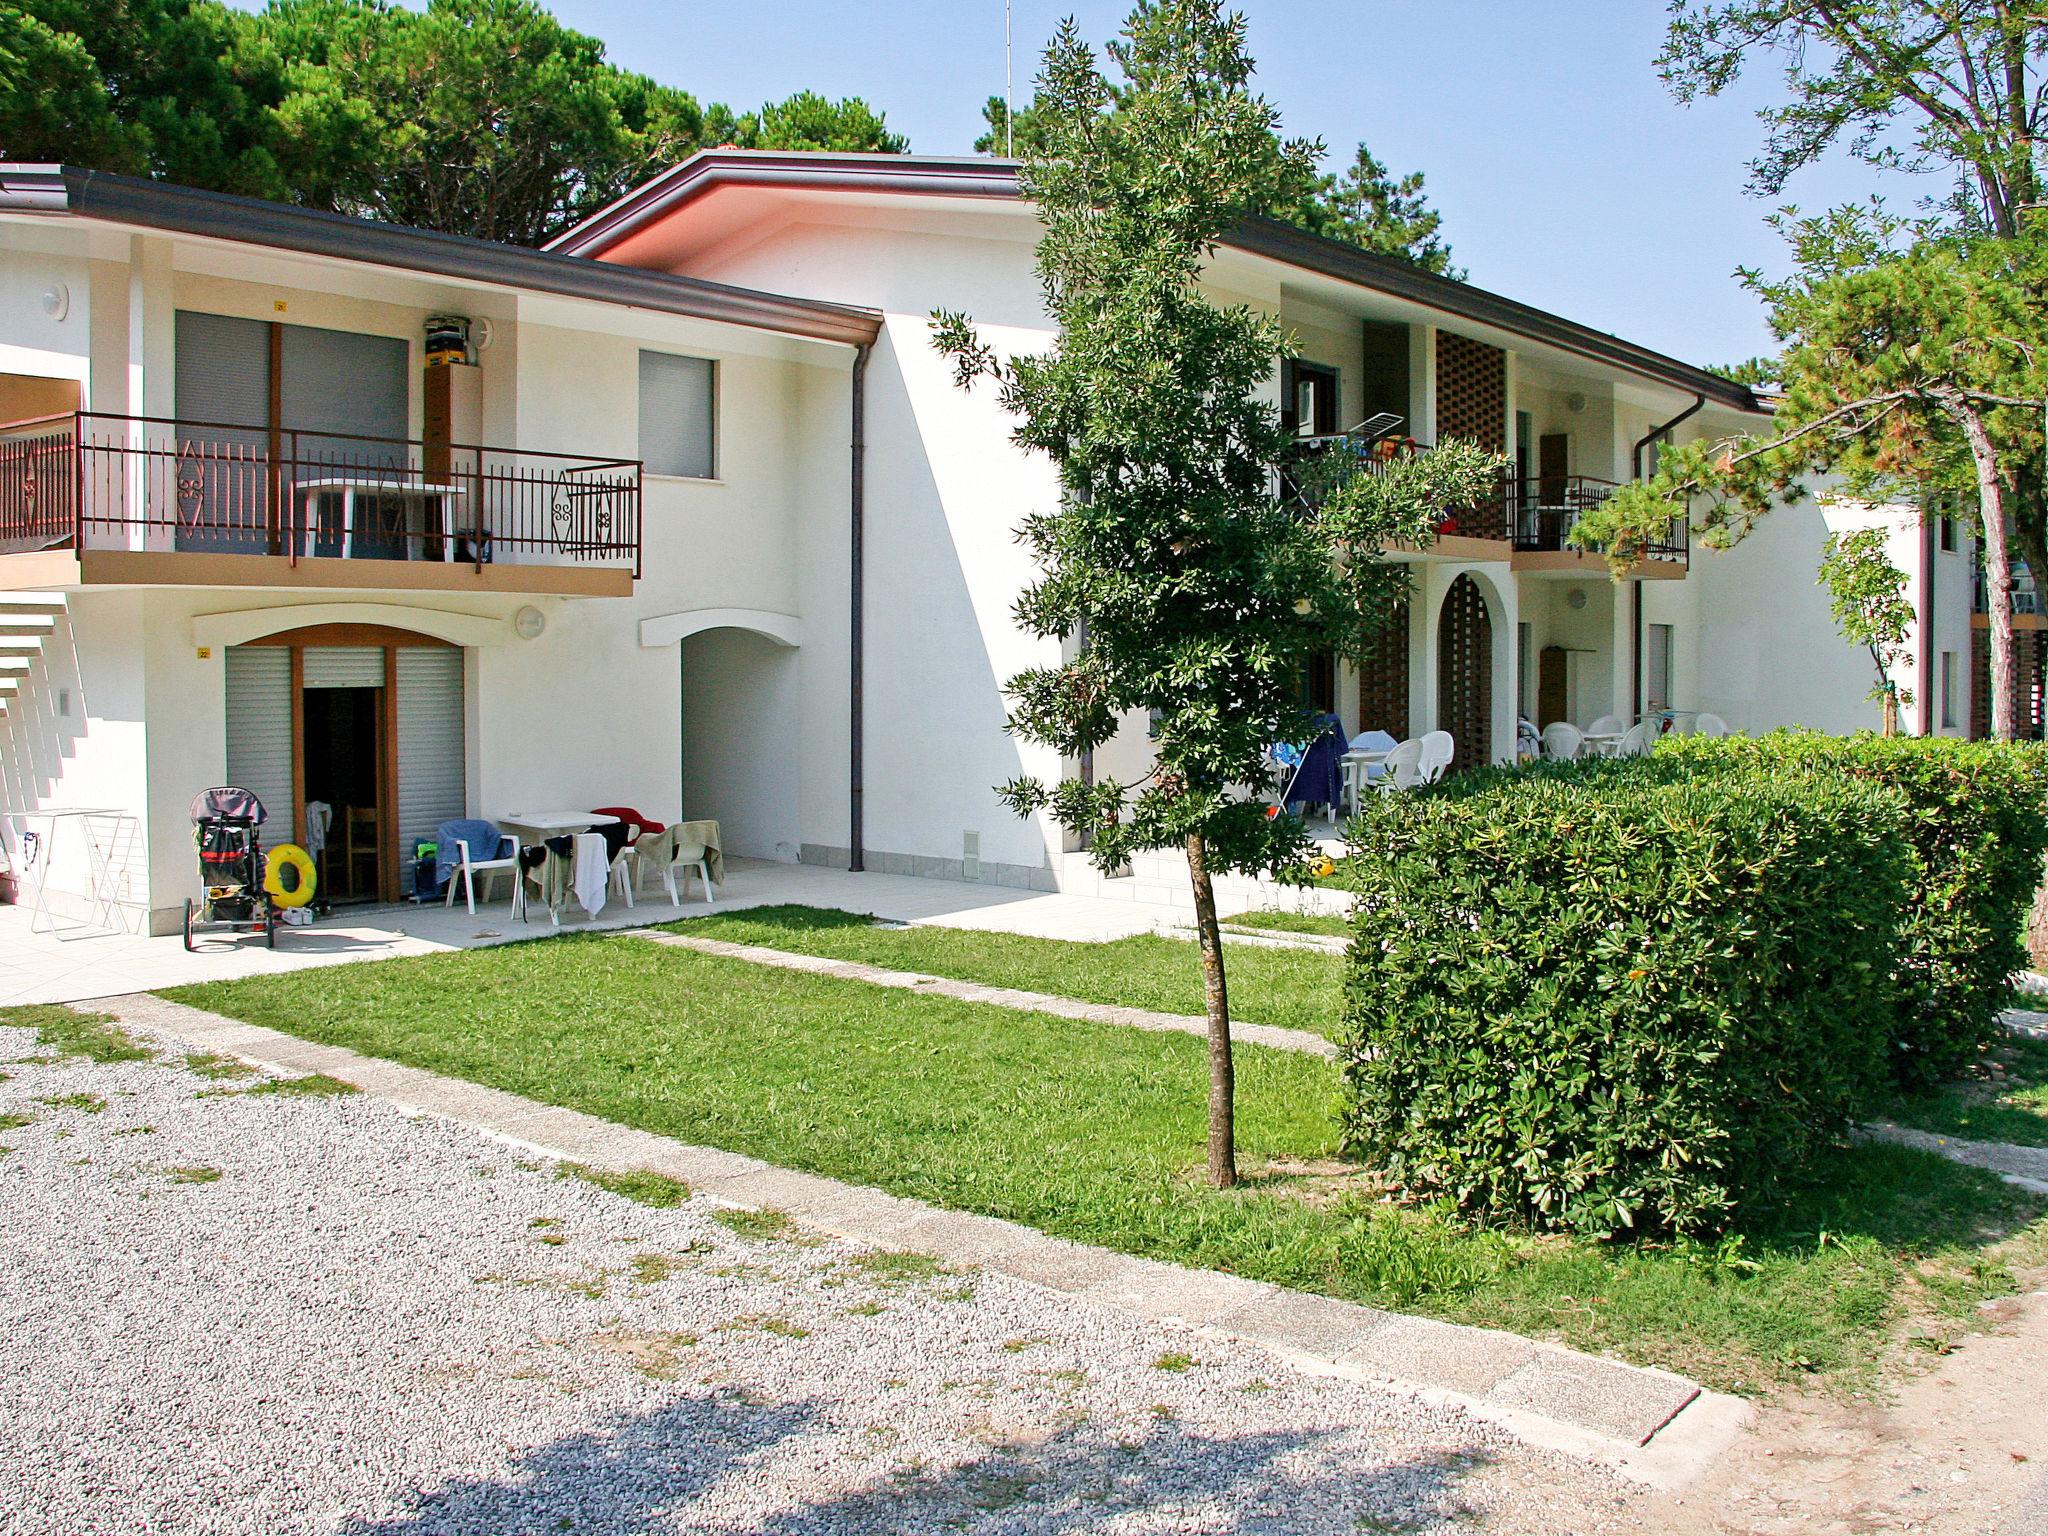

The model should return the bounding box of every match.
[1566,587,1589,610]
[41,282,69,322]
[513,605,546,640]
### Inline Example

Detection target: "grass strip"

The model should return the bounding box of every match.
[1886,1033,2048,1149]
[162,935,2047,1395]
[1223,909,1350,939]
[659,904,1346,1040]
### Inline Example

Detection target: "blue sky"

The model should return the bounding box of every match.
[274,1,1904,366]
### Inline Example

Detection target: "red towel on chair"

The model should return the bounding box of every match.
[591,806,665,838]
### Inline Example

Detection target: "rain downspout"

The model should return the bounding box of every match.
[1630,393,1706,716]
[850,342,870,873]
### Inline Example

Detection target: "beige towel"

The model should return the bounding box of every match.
[636,819,723,886]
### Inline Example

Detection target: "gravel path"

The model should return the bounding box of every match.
[0,1014,1627,1535]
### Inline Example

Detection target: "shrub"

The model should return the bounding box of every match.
[1661,732,2048,1089]
[1342,763,1905,1237]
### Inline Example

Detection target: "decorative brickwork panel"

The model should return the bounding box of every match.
[1436,332,1506,453]
[1356,598,1410,738]
[1971,626,2047,739]
[1437,575,1492,773]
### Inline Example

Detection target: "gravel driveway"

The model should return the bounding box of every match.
[0,1013,1623,1535]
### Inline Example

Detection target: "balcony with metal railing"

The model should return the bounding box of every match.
[0,411,643,596]
[1974,562,2041,615]
[1279,437,1688,568]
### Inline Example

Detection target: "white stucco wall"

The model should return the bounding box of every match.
[1688,495,1943,735]
[691,216,1067,879]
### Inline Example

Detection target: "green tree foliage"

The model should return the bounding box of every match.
[979,92,1459,276]
[721,89,906,155]
[0,0,287,196]
[1816,526,1916,732]
[1578,211,2047,738]
[1280,142,1461,278]
[1660,0,2048,236]
[935,1,1495,1186]
[1660,2,2048,613]
[1,0,906,246]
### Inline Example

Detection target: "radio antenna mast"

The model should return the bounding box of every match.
[1004,0,1014,158]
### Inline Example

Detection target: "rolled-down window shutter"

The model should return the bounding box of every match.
[396,648,465,890]
[173,311,271,554]
[223,647,293,828]
[301,647,385,689]
[638,351,715,478]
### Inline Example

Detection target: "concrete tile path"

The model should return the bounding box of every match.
[0,857,1340,1008]
[84,990,1745,1489]
[631,929,1339,1059]
[1865,1121,2048,1195]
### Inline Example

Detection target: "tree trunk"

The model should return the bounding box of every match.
[1956,402,2018,741]
[1185,830,1237,1189]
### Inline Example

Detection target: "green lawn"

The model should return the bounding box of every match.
[1223,908,1350,939]
[661,904,1347,1040]
[1888,1032,2048,1149]
[148,935,2048,1396]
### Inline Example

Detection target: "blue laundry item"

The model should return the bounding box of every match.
[1284,714,1349,814]
[434,818,510,894]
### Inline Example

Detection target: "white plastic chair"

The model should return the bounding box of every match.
[444,831,519,916]
[662,830,717,908]
[1541,721,1585,760]
[1586,714,1624,737]
[1615,719,1660,758]
[1418,730,1455,783]
[1375,737,1427,793]
[607,821,642,909]
[1694,712,1730,739]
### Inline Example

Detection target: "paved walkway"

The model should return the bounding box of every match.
[86,990,1743,1488]
[0,858,1342,1008]
[1866,1121,2048,1194]
[632,930,1339,1060]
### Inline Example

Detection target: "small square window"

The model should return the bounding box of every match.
[638,351,716,478]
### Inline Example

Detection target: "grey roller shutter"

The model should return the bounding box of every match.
[395,648,464,894]
[301,647,384,689]
[174,311,270,553]
[223,647,293,830]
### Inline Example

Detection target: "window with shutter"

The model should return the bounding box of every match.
[638,352,716,478]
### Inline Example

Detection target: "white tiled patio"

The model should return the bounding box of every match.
[0,857,1278,1008]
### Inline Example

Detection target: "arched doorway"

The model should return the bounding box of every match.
[1437,574,1492,774]
[228,622,463,903]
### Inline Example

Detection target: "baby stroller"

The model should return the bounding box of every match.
[184,786,278,952]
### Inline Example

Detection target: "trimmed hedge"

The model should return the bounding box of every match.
[1342,762,1906,1237]
[1661,732,2048,1088]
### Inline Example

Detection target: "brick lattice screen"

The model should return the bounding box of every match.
[1356,598,1410,738]
[1972,627,2047,739]
[1435,332,1506,452]
[1437,574,1493,773]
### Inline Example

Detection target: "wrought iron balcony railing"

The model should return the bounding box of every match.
[0,411,642,577]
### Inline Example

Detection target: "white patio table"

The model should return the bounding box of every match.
[1339,750,1391,816]
[295,478,468,562]
[496,811,618,923]
[1581,730,1625,758]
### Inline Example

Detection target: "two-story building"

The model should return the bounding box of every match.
[0,153,1974,932]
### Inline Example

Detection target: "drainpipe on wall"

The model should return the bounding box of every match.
[1629,393,1705,716]
[849,342,871,873]
[1918,510,1935,736]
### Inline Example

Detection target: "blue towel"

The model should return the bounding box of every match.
[1284,714,1350,813]
[434,818,509,893]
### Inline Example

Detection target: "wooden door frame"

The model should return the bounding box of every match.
[250,625,454,905]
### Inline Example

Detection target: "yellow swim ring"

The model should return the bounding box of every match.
[264,843,317,908]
